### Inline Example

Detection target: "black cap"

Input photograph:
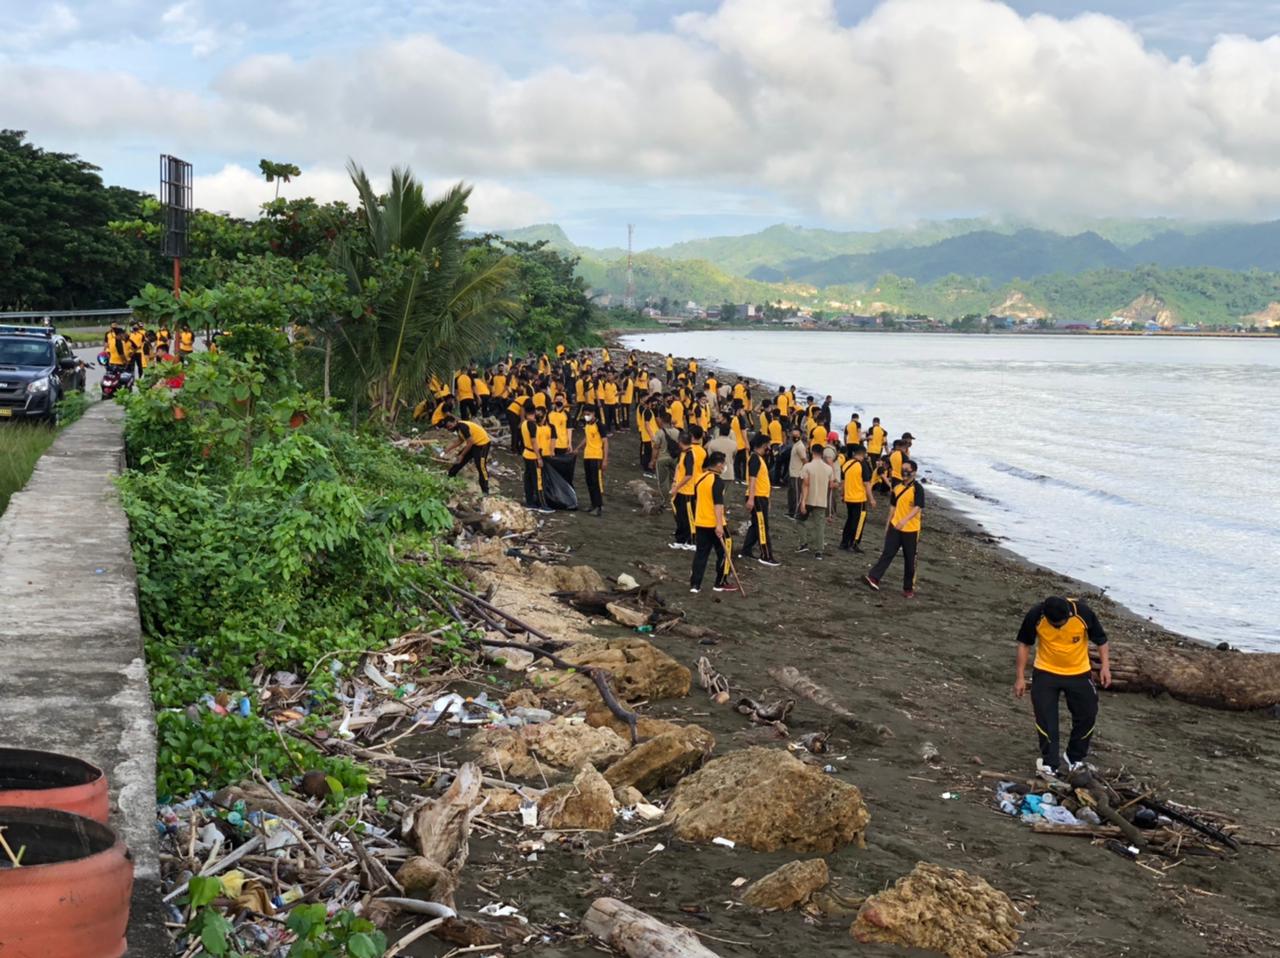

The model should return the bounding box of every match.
[901,432,915,440]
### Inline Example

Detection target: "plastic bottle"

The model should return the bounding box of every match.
[999,799,1019,816]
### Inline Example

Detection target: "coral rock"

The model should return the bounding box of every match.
[742,859,830,911]
[538,765,618,831]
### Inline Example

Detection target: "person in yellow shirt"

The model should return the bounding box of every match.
[442,415,492,494]
[838,444,875,552]
[665,354,674,375]
[636,399,657,475]
[888,440,906,482]
[555,343,566,358]
[864,459,924,598]
[844,414,862,446]
[669,426,707,549]
[601,346,612,366]
[574,407,609,516]
[518,406,550,511]
[454,368,477,420]
[766,410,784,453]
[729,402,749,480]
[775,387,792,425]
[104,324,130,367]
[866,417,887,458]
[549,397,571,454]
[535,408,555,459]
[127,323,146,375]
[140,331,157,371]
[687,358,698,375]
[737,434,779,567]
[473,371,491,416]
[507,391,530,453]
[1014,596,1111,779]
[600,375,620,430]
[688,451,733,594]
[156,324,171,354]
[619,374,635,428]
[177,323,195,362]
[669,396,686,430]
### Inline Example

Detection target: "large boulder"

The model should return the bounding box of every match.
[603,725,715,793]
[850,863,1023,958]
[470,719,628,779]
[537,765,618,831]
[539,638,691,706]
[584,705,689,740]
[742,859,830,911]
[667,747,870,853]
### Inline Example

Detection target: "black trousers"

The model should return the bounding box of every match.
[508,412,523,453]
[459,398,477,420]
[840,501,868,548]
[522,458,543,506]
[673,493,693,544]
[639,441,653,472]
[690,527,728,589]
[1030,668,1098,766]
[739,497,773,561]
[449,443,490,494]
[733,449,747,482]
[869,527,918,591]
[601,404,617,430]
[584,459,603,510]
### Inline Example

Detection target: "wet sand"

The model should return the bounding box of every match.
[410,360,1280,957]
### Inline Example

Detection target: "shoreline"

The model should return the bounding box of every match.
[609,327,1248,656]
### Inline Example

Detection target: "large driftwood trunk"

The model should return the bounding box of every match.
[1093,647,1280,710]
[582,898,721,958]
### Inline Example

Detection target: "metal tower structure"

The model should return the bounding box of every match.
[624,224,636,309]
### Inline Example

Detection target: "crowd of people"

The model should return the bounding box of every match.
[424,344,924,599]
[102,320,198,375]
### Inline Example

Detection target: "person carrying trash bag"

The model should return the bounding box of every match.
[519,403,552,513]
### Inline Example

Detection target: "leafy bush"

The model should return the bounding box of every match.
[121,340,462,793]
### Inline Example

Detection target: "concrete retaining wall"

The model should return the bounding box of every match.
[0,401,167,955]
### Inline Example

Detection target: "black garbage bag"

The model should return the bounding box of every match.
[547,452,577,486]
[541,462,579,511]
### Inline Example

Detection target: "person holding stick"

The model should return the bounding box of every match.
[689,452,736,594]
[441,415,492,494]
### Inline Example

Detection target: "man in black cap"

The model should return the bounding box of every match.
[1014,595,1112,779]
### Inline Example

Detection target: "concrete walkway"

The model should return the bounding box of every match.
[0,401,167,955]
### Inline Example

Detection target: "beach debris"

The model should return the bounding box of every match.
[582,897,722,958]
[668,747,870,853]
[770,666,893,740]
[603,725,715,793]
[626,479,668,516]
[850,862,1023,958]
[735,696,794,733]
[741,859,830,911]
[696,656,731,705]
[798,731,829,754]
[920,741,941,765]
[616,573,640,591]
[543,637,692,708]
[711,836,736,848]
[403,762,485,907]
[537,765,619,831]
[606,601,652,628]
[1092,644,1280,711]
[482,644,536,671]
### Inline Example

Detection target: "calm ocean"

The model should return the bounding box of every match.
[621,330,1280,652]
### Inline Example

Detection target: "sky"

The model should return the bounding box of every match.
[4,0,1280,248]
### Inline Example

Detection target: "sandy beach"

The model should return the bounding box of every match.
[407,347,1280,957]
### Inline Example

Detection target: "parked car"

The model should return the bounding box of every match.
[0,325,86,424]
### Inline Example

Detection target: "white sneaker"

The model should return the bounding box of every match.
[1035,758,1061,781]
[689,587,700,594]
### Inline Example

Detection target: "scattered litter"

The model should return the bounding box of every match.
[941,791,960,801]
[712,836,736,849]
[520,799,539,828]
[730,877,748,888]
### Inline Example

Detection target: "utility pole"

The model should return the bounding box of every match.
[624,224,636,309]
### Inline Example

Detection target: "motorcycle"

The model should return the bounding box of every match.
[100,364,135,399]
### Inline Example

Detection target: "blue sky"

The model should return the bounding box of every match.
[4,0,1280,248]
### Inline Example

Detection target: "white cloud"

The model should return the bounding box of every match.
[7,0,1280,225]
[194,163,551,231]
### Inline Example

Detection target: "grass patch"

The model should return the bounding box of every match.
[0,424,56,514]
[0,393,93,515]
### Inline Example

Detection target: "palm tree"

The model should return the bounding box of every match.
[330,162,518,422]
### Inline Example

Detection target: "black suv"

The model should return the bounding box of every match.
[0,325,86,424]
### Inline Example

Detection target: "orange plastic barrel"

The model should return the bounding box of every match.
[0,807,133,958]
[0,748,110,822]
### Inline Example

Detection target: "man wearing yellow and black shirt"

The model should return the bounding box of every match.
[844,413,862,447]
[128,323,146,376]
[519,405,549,510]
[864,459,924,597]
[574,407,609,516]
[866,417,887,459]
[105,324,130,367]
[689,451,734,594]
[442,416,492,494]
[177,323,195,362]
[838,444,875,552]
[1014,596,1111,778]
[669,426,707,549]
[506,387,529,453]
[636,400,657,475]
[549,397,571,454]
[738,434,779,566]
[454,368,477,420]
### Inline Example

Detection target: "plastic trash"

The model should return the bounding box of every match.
[1040,792,1057,805]
[616,574,640,591]
[479,903,528,924]
[511,707,554,725]
[1077,807,1102,826]
[237,697,251,717]
[634,625,654,634]
[712,836,736,849]
[999,799,1019,816]
[520,800,539,828]
[940,791,960,800]
[424,693,467,724]
[1041,805,1081,826]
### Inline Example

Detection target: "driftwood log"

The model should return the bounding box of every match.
[582,898,721,958]
[1092,646,1280,710]
[770,666,893,740]
[402,762,484,907]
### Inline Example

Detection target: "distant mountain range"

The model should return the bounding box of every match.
[494,218,1280,326]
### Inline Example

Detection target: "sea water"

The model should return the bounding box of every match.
[621,330,1280,651]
